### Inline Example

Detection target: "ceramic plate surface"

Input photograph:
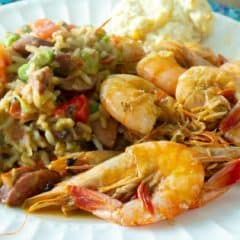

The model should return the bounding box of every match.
[0,0,240,239]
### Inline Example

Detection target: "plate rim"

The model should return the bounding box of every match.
[0,1,240,240]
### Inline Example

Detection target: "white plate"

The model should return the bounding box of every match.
[0,0,240,239]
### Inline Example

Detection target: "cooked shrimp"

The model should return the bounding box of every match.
[176,66,236,126]
[68,141,204,226]
[138,62,237,127]
[24,141,204,225]
[70,147,240,223]
[137,51,186,96]
[220,61,240,99]
[191,158,240,208]
[218,62,240,143]
[220,101,240,145]
[220,60,240,77]
[136,40,225,97]
[100,74,164,134]
[185,43,227,67]
[24,141,240,226]
[158,40,222,67]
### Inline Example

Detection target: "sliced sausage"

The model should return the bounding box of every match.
[54,53,74,77]
[54,53,96,91]
[12,35,53,56]
[54,52,84,78]
[60,76,96,92]
[5,169,60,206]
[91,117,118,148]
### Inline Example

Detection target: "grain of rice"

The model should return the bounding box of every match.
[92,135,103,150]
[55,142,65,156]
[38,150,50,166]
[77,122,92,133]
[55,118,75,131]
[20,153,36,168]
[78,70,92,85]
[33,130,48,148]
[45,130,56,145]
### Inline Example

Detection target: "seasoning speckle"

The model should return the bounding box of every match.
[44,183,54,192]
[66,158,76,166]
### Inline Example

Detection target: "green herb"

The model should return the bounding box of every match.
[2,33,20,47]
[90,103,100,114]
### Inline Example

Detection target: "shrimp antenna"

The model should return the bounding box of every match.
[96,18,111,31]
[0,213,29,236]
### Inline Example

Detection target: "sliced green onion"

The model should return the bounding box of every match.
[32,48,53,68]
[90,103,100,114]
[18,63,29,82]
[2,33,20,47]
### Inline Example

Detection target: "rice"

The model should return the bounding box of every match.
[0,21,143,172]
[92,136,103,150]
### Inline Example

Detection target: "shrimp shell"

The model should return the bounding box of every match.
[24,141,204,226]
[100,74,159,134]
[176,66,235,125]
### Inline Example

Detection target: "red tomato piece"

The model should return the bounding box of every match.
[31,18,59,40]
[54,95,90,123]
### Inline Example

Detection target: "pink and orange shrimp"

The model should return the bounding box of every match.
[24,141,240,226]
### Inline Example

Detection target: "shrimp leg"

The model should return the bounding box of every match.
[70,157,240,225]
[26,141,205,226]
[24,142,240,226]
[192,158,240,208]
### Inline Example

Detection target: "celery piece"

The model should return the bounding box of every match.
[32,48,53,68]
[18,63,29,82]
[80,48,99,75]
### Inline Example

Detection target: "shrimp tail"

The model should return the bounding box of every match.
[192,159,240,208]
[220,102,240,132]
[23,187,67,212]
[206,158,240,188]
[69,182,155,217]
[69,186,108,211]
[69,186,122,222]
